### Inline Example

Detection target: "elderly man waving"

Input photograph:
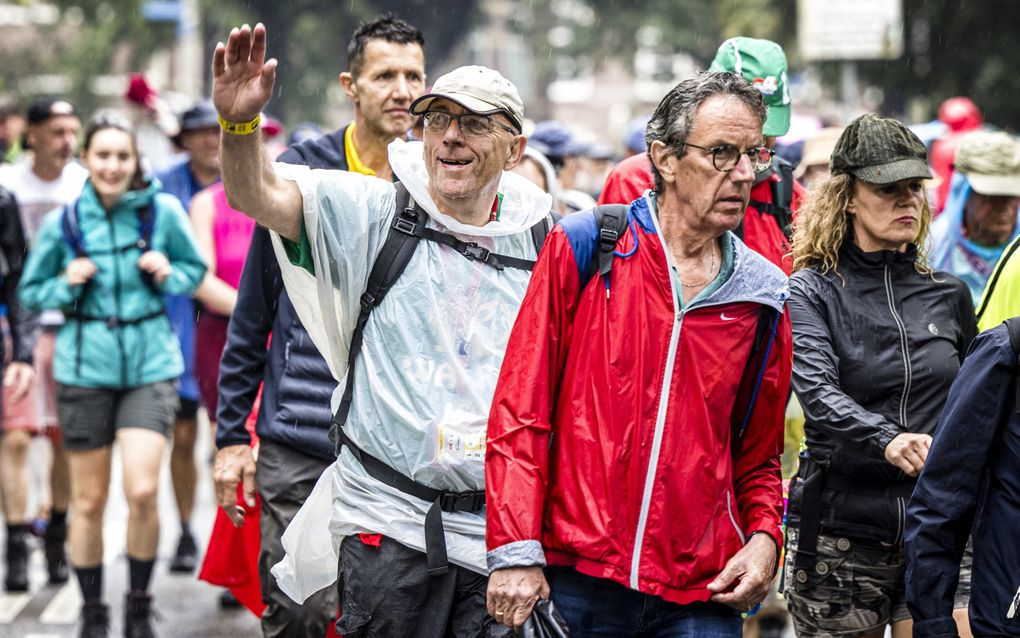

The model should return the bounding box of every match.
[212,23,553,638]
[486,71,793,636]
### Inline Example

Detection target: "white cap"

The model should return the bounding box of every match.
[409,65,523,132]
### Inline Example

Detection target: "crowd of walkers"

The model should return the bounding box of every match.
[0,10,1018,638]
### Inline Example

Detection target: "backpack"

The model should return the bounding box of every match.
[582,204,781,451]
[60,197,160,293]
[330,182,558,441]
[58,197,165,379]
[327,182,558,577]
[746,158,795,242]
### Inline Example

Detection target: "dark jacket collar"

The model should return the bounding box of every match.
[840,239,920,278]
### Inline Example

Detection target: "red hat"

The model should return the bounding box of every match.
[125,73,159,109]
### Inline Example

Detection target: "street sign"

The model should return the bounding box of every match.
[798,0,904,61]
[141,0,182,23]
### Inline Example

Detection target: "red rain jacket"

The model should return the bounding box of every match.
[486,195,792,605]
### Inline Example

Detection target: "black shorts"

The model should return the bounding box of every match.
[56,380,179,451]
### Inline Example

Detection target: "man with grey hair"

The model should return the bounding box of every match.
[212,22,554,637]
[486,71,792,635]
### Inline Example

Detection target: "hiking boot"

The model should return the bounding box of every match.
[124,591,158,638]
[4,532,29,592]
[80,600,110,638]
[219,589,241,609]
[168,532,197,574]
[44,521,69,584]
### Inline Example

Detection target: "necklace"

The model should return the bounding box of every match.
[677,245,719,288]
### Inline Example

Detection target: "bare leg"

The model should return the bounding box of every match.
[891,618,913,638]
[119,428,167,560]
[170,416,197,525]
[0,430,32,523]
[953,607,973,638]
[66,447,113,567]
[49,435,71,512]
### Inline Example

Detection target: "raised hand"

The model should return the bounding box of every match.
[211,23,277,123]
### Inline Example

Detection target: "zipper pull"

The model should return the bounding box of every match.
[1007,584,1020,619]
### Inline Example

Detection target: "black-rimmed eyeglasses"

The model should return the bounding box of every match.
[684,142,774,174]
[423,111,518,137]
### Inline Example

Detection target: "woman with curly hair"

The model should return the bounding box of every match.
[782,114,976,638]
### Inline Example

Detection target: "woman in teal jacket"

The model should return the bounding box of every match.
[18,113,206,638]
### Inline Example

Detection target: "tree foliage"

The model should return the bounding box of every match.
[199,0,483,123]
[852,0,1020,128]
[2,0,176,114]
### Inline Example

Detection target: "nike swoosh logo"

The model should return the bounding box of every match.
[720,313,738,321]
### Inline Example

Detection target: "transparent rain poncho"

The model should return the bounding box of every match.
[269,139,552,601]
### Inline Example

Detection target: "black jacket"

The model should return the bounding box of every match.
[906,323,1020,637]
[215,127,348,460]
[787,242,976,539]
[0,186,36,366]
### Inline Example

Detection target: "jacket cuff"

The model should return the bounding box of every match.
[487,540,546,573]
[874,428,899,459]
[746,527,783,577]
[215,426,253,450]
[911,617,959,638]
[59,278,85,304]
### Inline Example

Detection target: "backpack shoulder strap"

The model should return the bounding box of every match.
[577,204,629,294]
[135,202,161,293]
[731,306,781,454]
[748,160,795,241]
[60,199,87,258]
[529,211,561,258]
[136,201,157,251]
[329,182,422,452]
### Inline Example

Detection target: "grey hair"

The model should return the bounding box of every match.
[645,71,767,193]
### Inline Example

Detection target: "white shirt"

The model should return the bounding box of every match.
[0,158,88,326]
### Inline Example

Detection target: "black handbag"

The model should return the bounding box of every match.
[520,598,569,638]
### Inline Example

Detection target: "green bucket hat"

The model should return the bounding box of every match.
[830,114,932,185]
[710,37,791,137]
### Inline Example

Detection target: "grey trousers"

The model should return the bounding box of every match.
[336,534,513,638]
[257,441,337,638]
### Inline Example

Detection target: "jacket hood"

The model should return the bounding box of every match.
[80,176,161,214]
[930,171,1020,270]
[388,139,553,237]
[635,193,789,313]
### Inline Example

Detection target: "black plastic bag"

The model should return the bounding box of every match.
[520,598,570,638]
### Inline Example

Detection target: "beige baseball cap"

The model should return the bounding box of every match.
[954,131,1020,197]
[409,65,524,133]
[794,127,844,179]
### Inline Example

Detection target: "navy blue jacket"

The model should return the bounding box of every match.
[906,323,1020,637]
[215,127,348,461]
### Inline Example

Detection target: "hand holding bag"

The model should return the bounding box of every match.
[520,598,569,638]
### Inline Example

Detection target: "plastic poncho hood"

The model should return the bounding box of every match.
[268,140,552,598]
[388,138,551,235]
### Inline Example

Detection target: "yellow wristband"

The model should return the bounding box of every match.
[218,114,261,136]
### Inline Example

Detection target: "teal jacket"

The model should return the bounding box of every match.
[19,179,207,389]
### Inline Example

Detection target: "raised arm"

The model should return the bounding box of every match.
[211,23,301,241]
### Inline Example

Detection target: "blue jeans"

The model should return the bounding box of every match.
[546,566,742,638]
